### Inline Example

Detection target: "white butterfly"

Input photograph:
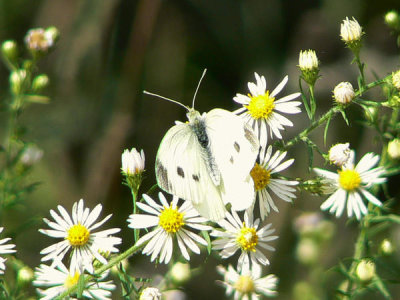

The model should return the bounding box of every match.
[145,71,259,221]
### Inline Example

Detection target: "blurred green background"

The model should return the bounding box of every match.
[0,0,399,299]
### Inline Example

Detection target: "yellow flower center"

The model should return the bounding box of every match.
[234,275,255,294]
[236,223,258,252]
[67,224,90,247]
[64,271,80,289]
[250,163,271,191]
[338,169,361,191]
[159,206,184,233]
[245,91,275,120]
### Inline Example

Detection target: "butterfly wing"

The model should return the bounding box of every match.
[205,108,259,211]
[155,122,226,221]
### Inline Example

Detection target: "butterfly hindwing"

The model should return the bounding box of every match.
[205,109,259,211]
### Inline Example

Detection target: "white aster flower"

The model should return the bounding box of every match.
[217,263,278,300]
[0,227,16,275]
[39,199,121,272]
[298,50,319,71]
[139,287,162,300]
[250,146,298,220]
[34,262,115,300]
[121,148,145,176]
[329,143,351,167]
[127,192,212,264]
[25,28,54,52]
[314,152,386,220]
[211,209,278,271]
[234,73,301,145]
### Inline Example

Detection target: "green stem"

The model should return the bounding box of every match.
[55,242,146,300]
[131,187,139,242]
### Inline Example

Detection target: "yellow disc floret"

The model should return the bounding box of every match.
[234,275,255,294]
[159,206,184,233]
[245,91,275,120]
[250,163,271,191]
[338,169,361,191]
[64,271,80,289]
[236,223,258,252]
[67,223,90,247]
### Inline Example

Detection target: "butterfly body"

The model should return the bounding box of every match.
[156,107,259,221]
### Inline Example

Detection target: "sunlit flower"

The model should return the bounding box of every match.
[139,287,162,300]
[25,28,54,52]
[121,148,145,176]
[217,263,278,299]
[314,152,386,220]
[211,209,277,271]
[250,146,298,219]
[340,17,363,42]
[333,82,355,104]
[0,227,16,275]
[34,262,115,300]
[127,193,212,264]
[328,143,351,167]
[39,199,121,272]
[234,73,301,145]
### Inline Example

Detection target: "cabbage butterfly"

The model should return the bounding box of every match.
[145,70,259,221]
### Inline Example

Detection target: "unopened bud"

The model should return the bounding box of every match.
[298,50,319,85]
[329,143,351,167]
[384,11,400,30]
[17,266,34,286]
[356,259,375,283]
[45,26,60,44]
[296,238,319,265]
[10,69,27,95]
[140,287,162,300]
[170,262,191,285]
[388,139,400,159]
[392,70,400,90]
[32,74,49,92]
[380,239,394,255]
[333,82,355,105]
[1,40,18,62]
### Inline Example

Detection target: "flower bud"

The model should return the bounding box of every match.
[20,145,43,166]
[380,239,394,255]
[333,82,355,105]
[384,10,400,30]
[1,40,18,62]
[32,74,50,92]
[392,70,400,90]
[140,287,162,300]
[388,139,400,159]
[296,238,319,265]
[45,26,60,44]
[329,143,351,167]
[298,50,319,85]
[10,69,27,95]
[170,262,191,285]
[121,148,145,176]
[356,259,375,283]
[17,266,34,286]
[340,17,363,42]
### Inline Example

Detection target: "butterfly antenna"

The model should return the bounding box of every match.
[143,90,189,111]
[192,68,207,108]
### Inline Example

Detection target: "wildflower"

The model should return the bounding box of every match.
[388,138,400,159]
[392,70,400,90]
[250,146,298,219]
[314,152,386,220]
[356,259,376,283]
[121,148,145,176]
[328,143,351,167]
[211,209,277,271]
[127,193,212,264]
[333,82,355,104]
[0,227,16,275]
[233,73,301,145]
[39,199,121,272]
[34,262,115,299]
[25,28,54,52]
[298,50,319,85]
[217,263,278,299]
[340,17,363,43]
[139,287,162,300]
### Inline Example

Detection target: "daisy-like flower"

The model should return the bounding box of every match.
[127,193,212,264]
[217,263,278,300]
[0,227,16,275]
[39,199,121,272]
[250,146,298,220]
[314,151,386,220]
[328,143,351,167]
[233,73,301,145]
[211,209,278,271]
[34,262,115,300]
[25,28,55,52]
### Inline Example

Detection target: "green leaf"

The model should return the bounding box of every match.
[76,273,86,298]
[202,230,212,255]
[23,94,50,104]
[323,114,332,145]
[372,277,391,299]
[340,109,350,126]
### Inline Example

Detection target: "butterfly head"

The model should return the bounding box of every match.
[186,108,202,124]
